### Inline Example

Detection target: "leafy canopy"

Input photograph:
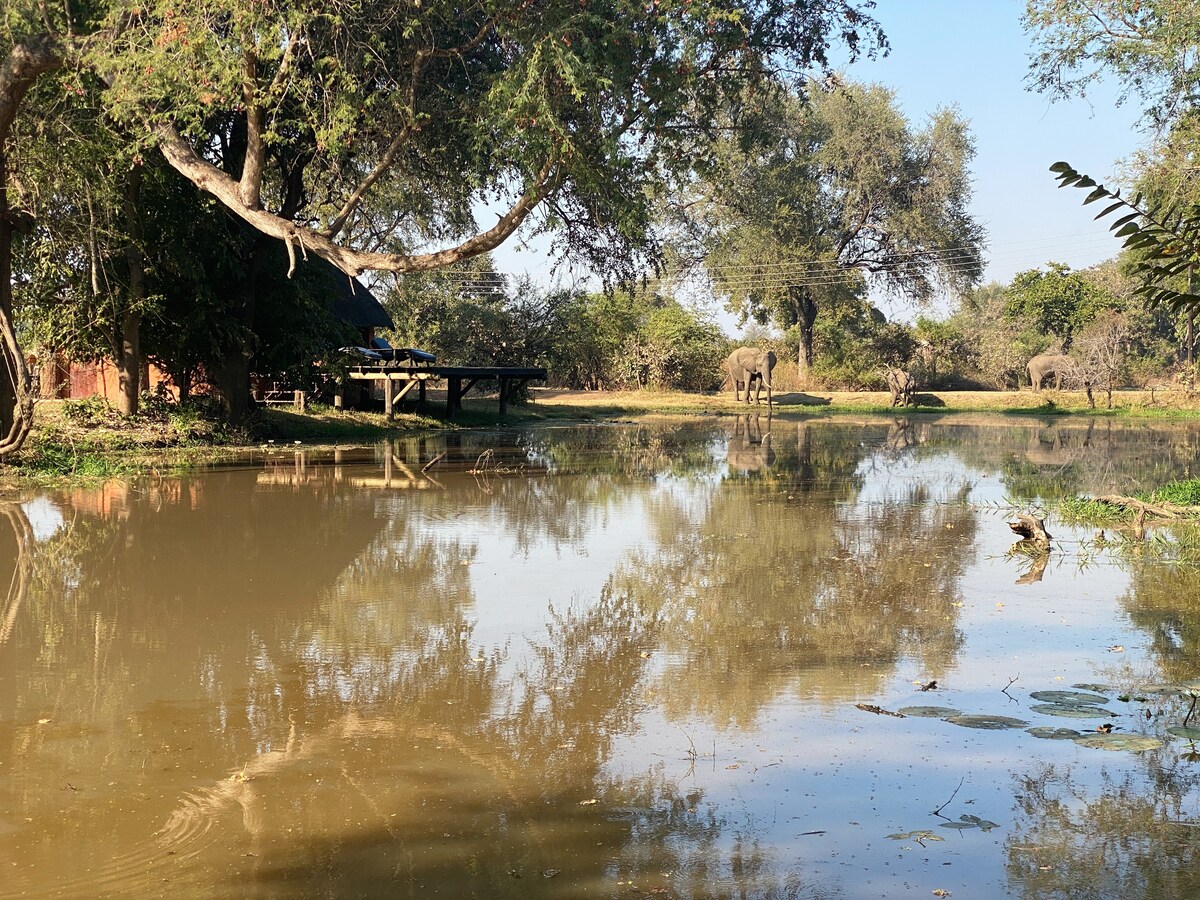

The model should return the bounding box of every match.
[64,0,888,279]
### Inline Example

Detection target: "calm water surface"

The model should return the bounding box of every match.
[3,416,1200,898]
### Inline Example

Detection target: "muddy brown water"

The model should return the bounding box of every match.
[2,416,1200,898]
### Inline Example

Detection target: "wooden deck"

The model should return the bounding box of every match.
[344,364,547,419]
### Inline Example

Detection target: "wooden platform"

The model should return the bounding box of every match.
[344,364,547,419]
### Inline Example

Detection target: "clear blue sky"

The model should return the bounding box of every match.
[491,0,1146,325]
[858,0,1142,285]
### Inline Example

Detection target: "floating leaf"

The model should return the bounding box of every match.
[1030,690,1109,705]
[1166,725,1200,740]
[939,822,976,830]
[1073,733,1162,752]
[956,815,1000,831]
[1027,726,1082,740]
[886,830,944,842]
[1031,703,1116,719]
[946,714,1027,730]
[898,706,963,718]
[1072,683,1112,693]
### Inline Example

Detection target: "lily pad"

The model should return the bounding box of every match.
[1072,683,1112,693]
[939,821,976,830]
[897,706,963,718]
[1030,703,1116,718]
[1027,726,1083,740]
[1029,690,1109,705]
[1167,725,1200,740]
[1073,733,1163,752]
[957,814,1000,831]
[887,830,944,842]
[945,714,1028,730]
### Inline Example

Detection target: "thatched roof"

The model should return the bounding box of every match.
[310,259,395,330]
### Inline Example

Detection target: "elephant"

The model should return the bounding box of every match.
[726,347,777,406]
[885,369,914,407]
[1026,353,1074,392]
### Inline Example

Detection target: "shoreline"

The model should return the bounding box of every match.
[3,387,1199,487]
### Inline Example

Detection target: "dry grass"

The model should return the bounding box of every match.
[528,386,1200,418]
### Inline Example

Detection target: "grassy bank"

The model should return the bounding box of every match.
[527,386,1200,418]
[5,385,1200,485]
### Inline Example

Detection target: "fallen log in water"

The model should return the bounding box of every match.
[1008,513,1052,550]
[1092,495,1199,520]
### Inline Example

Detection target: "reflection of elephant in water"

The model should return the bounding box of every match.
[885,369,914,407]
[1026,353,1074,392]
[726,347,777,406]
[727,415,774,471]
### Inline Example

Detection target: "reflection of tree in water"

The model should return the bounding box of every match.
[1119,558,1200,686]
[0,422,1036,898]
[981,420,1200,503]
[0,503,33,649]
[603,426,977,726]
[1008,759,1200,899]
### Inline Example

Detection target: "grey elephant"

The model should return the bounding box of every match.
[885,369,914,407]
[726,347,777,406]
[1026,353,1074,392]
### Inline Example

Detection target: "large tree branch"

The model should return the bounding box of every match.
[1,32,65,138]
[155,121,558,276]
[324,13,497,240]
[240,53,265,209]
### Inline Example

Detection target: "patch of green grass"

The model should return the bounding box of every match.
[1058,497,1136,525]
[1149,478,1200,507]
[20,443,143,479]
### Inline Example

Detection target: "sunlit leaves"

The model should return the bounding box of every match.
[1051,160,1200,314]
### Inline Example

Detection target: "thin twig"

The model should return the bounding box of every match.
[1002,675,1020,700]
[933,778,965,818]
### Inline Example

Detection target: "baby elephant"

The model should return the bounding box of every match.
[886,369,914,407]
[727,347,777,406]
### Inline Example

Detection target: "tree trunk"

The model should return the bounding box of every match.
[0,148,34,457]
[116,165,146,416]
[218,349,253,423]
[215,234,271,423]
[115,310,142,416]
[0,36,61,458]
[1187,308,1195,369]
[792,290,818,372]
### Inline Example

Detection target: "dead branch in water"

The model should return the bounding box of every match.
[1092,495,1200,520]
[1008,513,1052,550]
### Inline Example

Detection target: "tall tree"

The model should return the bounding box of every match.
[1004,261,1114,351]
[684,80,983,370]
[1027,2,1200,351]
[1,0,886,444]
[1024,0,1200,131]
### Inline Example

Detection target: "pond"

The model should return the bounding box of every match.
[3,415,1200,898]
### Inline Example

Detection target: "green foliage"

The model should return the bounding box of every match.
[1151,478,1200,507]
[1050,162,1200,315]
[68,0,886,281]
[683,79,984,369]
[61,396,117,428]
[20,444,140,478]
[387,260,725,392]
[1025,1,1200,130]
[1004,262,1117,350]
